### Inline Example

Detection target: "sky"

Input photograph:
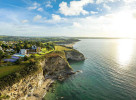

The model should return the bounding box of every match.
[0,0,136,37]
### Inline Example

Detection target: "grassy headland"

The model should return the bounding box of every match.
[0,37,79,91]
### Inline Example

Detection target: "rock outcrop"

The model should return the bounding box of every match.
[42,51,74,81]
[65,50,85,61]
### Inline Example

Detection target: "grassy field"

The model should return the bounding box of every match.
[0,65,25,78]
[55,46,72,51]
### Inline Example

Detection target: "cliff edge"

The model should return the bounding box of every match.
[0,48,85,100]
[65,49,85,61]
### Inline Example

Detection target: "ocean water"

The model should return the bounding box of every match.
[44,39,136,100]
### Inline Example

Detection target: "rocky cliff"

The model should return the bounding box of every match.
[0,50,85,100]
[65,49,85,61]
[0,71,44,100]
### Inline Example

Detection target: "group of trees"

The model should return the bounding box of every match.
[0,50,11,64]
[0,36,79,43]
[0,50,4,64]
[0,41,47,53]
[45,43,55,51]
[0,40,56,64]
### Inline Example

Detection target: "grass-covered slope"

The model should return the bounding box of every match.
[0,65,25,78]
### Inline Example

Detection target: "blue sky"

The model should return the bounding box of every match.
[0,0,136,37]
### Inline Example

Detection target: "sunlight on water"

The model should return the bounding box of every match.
[44,39,136,100]
[117,39,134,67]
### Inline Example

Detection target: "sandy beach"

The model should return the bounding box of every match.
[64,43,75,48]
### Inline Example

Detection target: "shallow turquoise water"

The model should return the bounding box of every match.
[44,39,136,100]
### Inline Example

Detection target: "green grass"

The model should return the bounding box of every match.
[41,48,47,52]
[0,95,10,99]
[32,48,54,59]
[39,48,48,55]
[55,46,71,51]
[0,65,25,78]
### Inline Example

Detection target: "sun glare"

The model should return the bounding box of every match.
[111,10,136,38]
[117,39,134,67]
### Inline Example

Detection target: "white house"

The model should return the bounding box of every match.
[6,49,14,52]
[32,45,37,49]
[20,49,27,55]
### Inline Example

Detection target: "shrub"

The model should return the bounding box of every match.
[15,59,21,64]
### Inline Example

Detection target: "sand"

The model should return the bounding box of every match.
[64,43,75,48]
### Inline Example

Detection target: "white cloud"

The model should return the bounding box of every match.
[96,0,104,4]
[133,10,136,18]
[28,6,37,10]
[69,10,136,37]
[44,14,67,23]
[33,2,40,6]
[37,8,43,12]
[96,0,118,4]
[59,0,94,16]
[28,2,40,10]
[33,15,42,21]
[22,20,29,23]
[46,1,53,8]
[97,8,102,11]
[2,4,136,38]
[90,11,98,14]
[123,0,136,3]
[103,4,111,10]
[1,10,136,37]
[73,22,82,27]
[52,14,61,21]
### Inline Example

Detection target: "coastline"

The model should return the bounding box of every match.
[64,42,77,48]
[64,43,74,48]
[41,42,81,99]
[0,41,85,100]
[38,42,77,100]
[27,78,54,100]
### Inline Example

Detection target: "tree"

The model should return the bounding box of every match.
[29,58,36,65]
[24,56,29,61]
[0,50,4,63]
[15,59,21,64]
[16,46,21,53]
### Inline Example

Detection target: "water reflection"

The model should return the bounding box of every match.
[117,39,134,67]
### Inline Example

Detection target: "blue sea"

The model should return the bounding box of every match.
[44,39,136,100]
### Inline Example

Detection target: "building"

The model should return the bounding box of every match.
[19,46,41,55]
[20,49,27,55]
[32,45,37,49]
[27,46,41,54]
[6,49,14,52]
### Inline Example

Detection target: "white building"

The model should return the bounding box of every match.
[20,49,27,55]
[32,45,37,49]
[6,49,14,52]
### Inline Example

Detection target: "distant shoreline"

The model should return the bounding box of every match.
[64,42,76,48]
[0,35,135,39]
[75,37,136,39]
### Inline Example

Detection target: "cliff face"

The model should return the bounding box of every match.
[0,71,44,100]
[42,51,74,81]
[0,50,85,100]
[65,50,85,61]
